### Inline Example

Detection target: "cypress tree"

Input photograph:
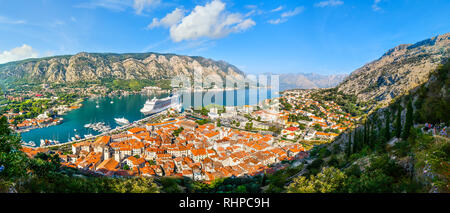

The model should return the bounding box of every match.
[370,122,376,148]
[363,123,367,146]
[395,104,402,138]
[366,120,371,147]
[347,131,352,157]
[376,122,382,147]
[352,129,356,154]
[355,129,362,153]
[384,109,391,142]
[402,99,413,140]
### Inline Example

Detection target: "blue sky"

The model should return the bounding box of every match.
[0,0,449,75]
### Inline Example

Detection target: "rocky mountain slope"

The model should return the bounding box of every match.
[0,52,245,84]
[338,33,450,105]
[280,73,347,91]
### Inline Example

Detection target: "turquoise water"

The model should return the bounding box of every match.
[21,88,278,146]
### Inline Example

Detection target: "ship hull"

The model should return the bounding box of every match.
[141,95,181,115]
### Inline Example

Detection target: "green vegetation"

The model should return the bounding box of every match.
[402,98,413,140]
[287,167,347,193]
[414,61,450,124]
[173,127,184,137]
[195,119,211,125]
[311,88,368,116]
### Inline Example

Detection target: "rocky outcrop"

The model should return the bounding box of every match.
[338,33,450,105]
[0,52,245,84]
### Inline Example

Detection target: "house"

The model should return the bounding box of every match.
[124,156,146,168]
[208,107,220,119]
[179,120,198,131]
[127,127,147,135]
[96,158,119,174]
[191,148,208,161]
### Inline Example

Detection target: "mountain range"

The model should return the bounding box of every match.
[0,33,448,97]
[279,73,348,91]
[0,52,245,84]
[338,32,450,105]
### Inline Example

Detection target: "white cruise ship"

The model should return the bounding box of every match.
[115,117,130,125]
[140,94,181,115]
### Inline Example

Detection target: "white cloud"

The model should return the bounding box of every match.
[150,0,255,42]
[271,6,283,12]
[234,19,256,31]
[133,0,160,14]
[0,16,26,24]
[0,44,39,64]
[268,19,286,25]
[281,6,305,18]
[372,0,382,11]
[76,0,159,14]
[268,6,304,24]
[245,5,258,10]
[314,0,344,8]
[148,8,185,29]
[75,0,129,11]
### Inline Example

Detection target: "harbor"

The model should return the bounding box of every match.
[20,88,278,147]
[20,93,168,147]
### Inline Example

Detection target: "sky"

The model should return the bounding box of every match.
[0,0,449,75]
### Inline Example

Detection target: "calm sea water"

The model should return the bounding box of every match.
[21,88,278,146]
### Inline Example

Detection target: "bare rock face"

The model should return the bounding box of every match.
[0,52,245,84]
[338,33,450,105]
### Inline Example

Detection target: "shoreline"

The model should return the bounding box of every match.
[23,109,165,149]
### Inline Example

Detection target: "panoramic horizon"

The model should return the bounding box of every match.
[1,0,449,75]
[0,0,449,206]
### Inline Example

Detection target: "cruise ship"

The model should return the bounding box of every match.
[140,94,181,115]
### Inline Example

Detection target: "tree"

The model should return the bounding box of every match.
[395,104,402,138]
[123,164,130,170]
[346,131,352,158]
[245,122,253,131]
[0,116,28,181]
[287,167,347,193]
[313,124,323,131]
[112,177,160,193]
[402,99,413,140]
[384,109,391,142]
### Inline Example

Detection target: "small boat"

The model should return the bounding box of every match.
[115,117,130,126]
[74,129,77,132]
[84,134,93,138]
[84,123,91,128]
[96,105,100,108]
[110,101,114,104]
[75,134,81,140]
[71,137,76,141]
